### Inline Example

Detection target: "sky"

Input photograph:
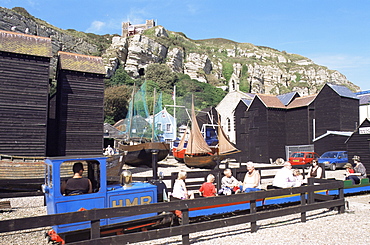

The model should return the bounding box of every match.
[1,0,370,91]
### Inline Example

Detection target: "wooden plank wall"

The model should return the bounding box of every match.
[286,107,310,145]
[346,119,370,175]
[339,97,359,131]
[246,98,268,163]
[234,101,249,162]
[53,70,104,156]
[267,108,286,161]
[314,86,342,136]
[0,51,50,156]
[315,85,358,136]
[314,135,348,156]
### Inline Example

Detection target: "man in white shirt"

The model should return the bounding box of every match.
[272,161,296,188]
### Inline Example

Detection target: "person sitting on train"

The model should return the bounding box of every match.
[346,156,367,184]
[241,162,261,192]
[62,162,92,195]
[293,169,304,187]
[344,163,358,184]
[218,169,241,195]
[353,156,367,179]
[307,160,323,179]
[199,174,217,197]
[172,170,194,200]
[272,161,297,188]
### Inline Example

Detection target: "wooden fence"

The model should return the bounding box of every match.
[0,178,344,245]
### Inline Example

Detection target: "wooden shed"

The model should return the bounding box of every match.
[0,30,52,156]
[234,98,253,162]
[47,52,106,156]
[241,94,286,163]
[345,118,370,175]
[285,95,316,146]
[314,84,359,137]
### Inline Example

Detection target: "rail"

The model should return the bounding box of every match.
[0,178,345,245]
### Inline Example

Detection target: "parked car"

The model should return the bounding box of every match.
[318,151,348,170]
[288,152,320,165]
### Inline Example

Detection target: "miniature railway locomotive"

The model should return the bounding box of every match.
[43,156,172,243]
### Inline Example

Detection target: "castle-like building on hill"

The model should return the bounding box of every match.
[122,20,155,37]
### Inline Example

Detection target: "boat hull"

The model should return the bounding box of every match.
[119,142,170,167]
[184,154,226,169]
[172,147,185,163]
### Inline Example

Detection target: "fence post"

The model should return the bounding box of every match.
[338,186,345,214]
[181,208,190,245]
[250,199,257,233]
[171,172,177,191]
[300,192,306,222]
[90,219,100,239]
[216,172,222,191]
[307,178,314,204]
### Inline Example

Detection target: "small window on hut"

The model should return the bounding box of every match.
[166,123,171,132]
[60,160,100,196]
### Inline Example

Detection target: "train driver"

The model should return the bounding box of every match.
[62,162,92,195]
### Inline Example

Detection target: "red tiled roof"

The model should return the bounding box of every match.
[256,94,286,108]
[58,51,106,75]
[0,30,52,57]
[286,95,316,109]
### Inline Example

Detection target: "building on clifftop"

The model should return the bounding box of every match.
[122,20,155,37]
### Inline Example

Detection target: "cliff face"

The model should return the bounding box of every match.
[0,7,359,94]
[103,26,359,95]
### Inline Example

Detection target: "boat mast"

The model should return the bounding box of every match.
[128,85,136,140]
[151,88,156,142]
[173,85,177,140]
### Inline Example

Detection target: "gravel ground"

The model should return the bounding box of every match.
[0,158,368,245]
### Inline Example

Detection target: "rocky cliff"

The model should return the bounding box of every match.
[0,7,359,95]
[103,26,359,95]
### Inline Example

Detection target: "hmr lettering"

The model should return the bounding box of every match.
[112,196,152,207]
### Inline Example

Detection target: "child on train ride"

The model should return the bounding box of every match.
[199,174,217,197]
[218,169,241,195]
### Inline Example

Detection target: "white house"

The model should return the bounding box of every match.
[216,90,254,143]
[356,90,370,124]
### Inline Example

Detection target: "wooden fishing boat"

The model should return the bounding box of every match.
[0,154,46,192]
[184,96,240,169]
[117,83,170,167]
[119,141,170,167]
[172,127,188,162]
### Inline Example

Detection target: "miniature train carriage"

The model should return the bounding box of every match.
[42,156,157,234]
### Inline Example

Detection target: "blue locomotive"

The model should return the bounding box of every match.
[42,156,163,236]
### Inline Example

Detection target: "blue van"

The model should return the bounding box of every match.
[318,151,348,170]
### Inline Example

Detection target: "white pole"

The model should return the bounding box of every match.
[313,118,316,140]
[173,85,177,140]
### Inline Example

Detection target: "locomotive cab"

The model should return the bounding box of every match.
[42,156,158,234]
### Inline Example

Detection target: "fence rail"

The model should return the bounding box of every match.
[0,178,345,245]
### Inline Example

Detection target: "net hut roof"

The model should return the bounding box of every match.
[0,30,52,57]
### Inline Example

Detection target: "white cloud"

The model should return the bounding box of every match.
[309,54,370,90]
[85,21,106,34]
[186,4,199,14]
[122,7,149,25]
[310,54,370,70]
